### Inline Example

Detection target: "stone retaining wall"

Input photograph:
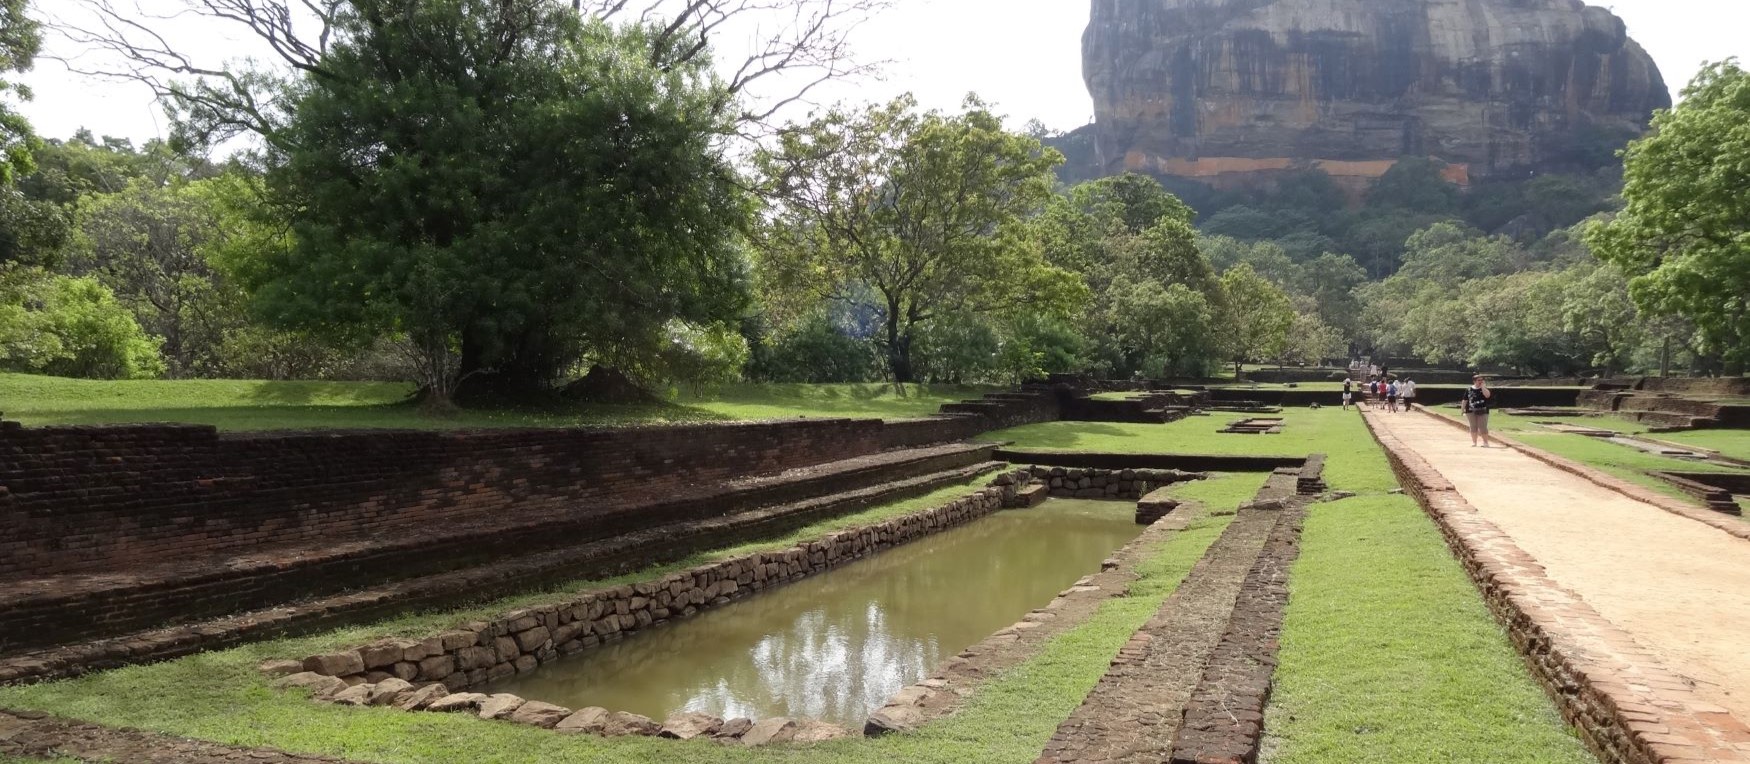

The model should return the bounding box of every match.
[272,470,1035,742]
[1019,465,1204,500]
[0,418,902,579]
[995,449,1303,473]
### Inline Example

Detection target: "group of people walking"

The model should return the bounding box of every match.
[1340,373,1496,447]
[1341,376,1416,412]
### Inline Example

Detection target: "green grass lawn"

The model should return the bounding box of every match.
[1262,495,1591,764]
[983,408,1591,764]
[0,374,983,431]
[983,407,1396,493]
[0,473,1254,764]
[1658,429,1750,463]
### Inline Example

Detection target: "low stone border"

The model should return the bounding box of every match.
[1035,469,1305,764]
[993,450,1303,473]
[1018,465,1205,501]
[1414,406,1750,541]
[1167,499,1307,764]
[269,470,1034,745]
[0,709,363,763]
[1366,410,1750,764]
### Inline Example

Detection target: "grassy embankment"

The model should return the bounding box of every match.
[0,373,987,430]
[986,409,1591,764]
[0,466,1253,764]
[0,384,1592,762]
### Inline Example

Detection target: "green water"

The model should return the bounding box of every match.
[487,499,1143,727]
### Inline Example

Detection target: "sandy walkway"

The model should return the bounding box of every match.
[1369,409,1750,724]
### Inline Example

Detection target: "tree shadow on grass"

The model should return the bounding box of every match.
[239,380,414,407]
[985,422,1138,450]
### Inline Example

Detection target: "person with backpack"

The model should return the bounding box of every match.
[1462,375,1494,446]
[1385,379,1400,412]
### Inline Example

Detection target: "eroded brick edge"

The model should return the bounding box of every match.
[1167,483,1309,764]
[1365,410,1750,764]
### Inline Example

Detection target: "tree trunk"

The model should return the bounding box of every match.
[885,298,915,384]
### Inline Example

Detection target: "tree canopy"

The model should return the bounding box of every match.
[755,95,1084,383]
[220,1,753,402]
[1590,60,1750,370]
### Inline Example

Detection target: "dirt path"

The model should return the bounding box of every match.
[1369,409,1750,724]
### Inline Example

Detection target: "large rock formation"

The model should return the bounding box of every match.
[1083,0,1670,190]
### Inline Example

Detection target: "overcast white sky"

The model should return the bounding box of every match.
[18,0,1750,145]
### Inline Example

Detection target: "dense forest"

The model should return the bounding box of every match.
[1,1,1746,408]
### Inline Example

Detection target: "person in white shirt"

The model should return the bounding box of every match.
[1400,378,1417,411]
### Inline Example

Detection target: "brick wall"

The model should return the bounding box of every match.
[0,418,899,579]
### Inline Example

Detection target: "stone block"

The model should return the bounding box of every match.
[601,711,661,737]
[416,655,455,681]
[507,701,573,728]
[425,693,488,713]
[391,683,450,711]
[494,636,520,663]
[659,712,724,740]
[439,630,477,651]
[716,717,754,739]
[865,705,926,736]
[361,640,414,670]
[303,651,364,677]
[330,683,374,706]
[456,646,496,671]
[366,678,414,706]
[742,717,799,746]
[478,693,526,720]
[555,707,611,735]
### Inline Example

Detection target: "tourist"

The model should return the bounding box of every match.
[1342,378,1353,410]
[1386,379,1399,413]
[1401,377,1417,411]
[1462,375,1493,447]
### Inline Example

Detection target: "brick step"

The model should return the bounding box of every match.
[0,461,1007,683]
[0,443,996,656]
[1618,410,1717,431]
[1038,472,1304,763]
[1617,396,1726,417]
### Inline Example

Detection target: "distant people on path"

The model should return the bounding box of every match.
[1462,375,1493,447]
[1401,378,1417,411]
[1386,380,1400,412]
[1342,378,1354,410]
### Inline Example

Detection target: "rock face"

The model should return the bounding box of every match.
[1083,0,1669,188]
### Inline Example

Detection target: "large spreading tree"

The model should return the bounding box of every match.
[166,1,753,403]
[1589,60,1750,370]
[755,95,1084,383]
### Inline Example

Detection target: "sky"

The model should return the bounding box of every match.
[17,0,1750,146]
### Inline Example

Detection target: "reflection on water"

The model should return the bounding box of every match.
[487,499,1142,727]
